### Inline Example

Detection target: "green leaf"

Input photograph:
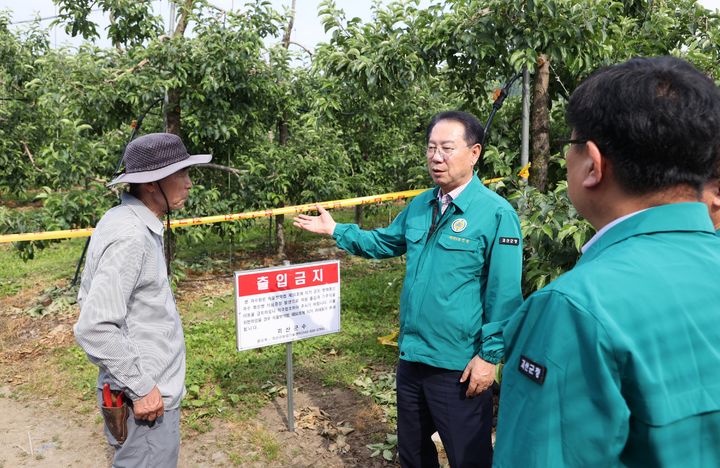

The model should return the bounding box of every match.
[557,224,578,241]
[573,231,585,252]
[541,224,554,239]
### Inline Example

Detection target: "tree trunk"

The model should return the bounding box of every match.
[354,205,364,227]
[164,88,181,135]
[163,0,193,136]
[173,0,194,37]
[108,12,121,50]
[275,214,286,260]
[160,0,195,271]
[273,0,296,260]
[278,116,289,147]
[529,54,551,192]
[274,113,289,258]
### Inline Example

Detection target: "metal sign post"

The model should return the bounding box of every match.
[286,342,294,432]
[283,259,294,432]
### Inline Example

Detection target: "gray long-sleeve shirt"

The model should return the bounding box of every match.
[74,193,185,409]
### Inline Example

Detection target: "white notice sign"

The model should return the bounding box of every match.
[234,260,341,351]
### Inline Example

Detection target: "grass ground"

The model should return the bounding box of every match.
[0,203,407,465]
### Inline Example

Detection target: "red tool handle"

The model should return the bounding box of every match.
[102,383,113,407]
[116,391,123,407]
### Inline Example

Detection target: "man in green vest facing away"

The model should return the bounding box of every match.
[494,56,720,467]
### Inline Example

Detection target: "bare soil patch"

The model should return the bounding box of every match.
[0,273,398,467]
[0,389,108,468]
[0,376,395,467]
[0,282,47,316]
[254,377,393,467]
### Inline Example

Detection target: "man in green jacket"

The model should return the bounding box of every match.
[294,111,523,467]
[494,56,720,467]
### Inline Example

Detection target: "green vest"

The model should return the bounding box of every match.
[495,203,720,467]
[333,176,523,369]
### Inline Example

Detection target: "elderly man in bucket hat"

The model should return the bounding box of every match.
[74,133,211,467]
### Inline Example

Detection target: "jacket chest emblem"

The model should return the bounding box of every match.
[451,218,468,233]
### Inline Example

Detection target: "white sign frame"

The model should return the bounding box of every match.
[234,260,341,351]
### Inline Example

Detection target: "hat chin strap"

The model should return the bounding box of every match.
[155,182,173,278]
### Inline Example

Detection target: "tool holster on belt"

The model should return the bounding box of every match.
[101,395,129,444]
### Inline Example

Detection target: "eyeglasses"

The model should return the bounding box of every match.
[426,144,473,160]
[556,138,588,146]
[556,138,588,155]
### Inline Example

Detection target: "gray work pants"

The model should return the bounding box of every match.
[97,390,180,468]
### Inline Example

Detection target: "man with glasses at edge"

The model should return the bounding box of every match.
[702,157,720,234]
[494,56,720,467]
[294,110,523,467]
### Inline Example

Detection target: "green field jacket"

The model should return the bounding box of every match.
[333,176,523,370]
[495,202,720,467]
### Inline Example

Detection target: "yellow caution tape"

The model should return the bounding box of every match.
[483,177,505,184]
[0,189,428,244]
[0,165,533,245]
[484,163,531,185]
[517,162,531,179]
[377,330,399,347]
[0,227,96,243]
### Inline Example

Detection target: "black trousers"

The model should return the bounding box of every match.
[396,359,493,468]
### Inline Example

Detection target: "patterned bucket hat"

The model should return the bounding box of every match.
[107,133,212,186]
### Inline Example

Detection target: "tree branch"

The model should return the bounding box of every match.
[106,58,150,84]
[195,162,244,179]
[288,40,313,56]
[174,0,195,37]
[20,141,43,172]
[281,0,297,50]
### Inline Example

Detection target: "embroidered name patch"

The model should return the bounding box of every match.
[448,235,471,244]
[519,355,546,385]
[499,237,520,246]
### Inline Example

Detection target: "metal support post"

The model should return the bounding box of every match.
[286,342,294,432]
[283,259,294,432]
[521,66,531,176]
